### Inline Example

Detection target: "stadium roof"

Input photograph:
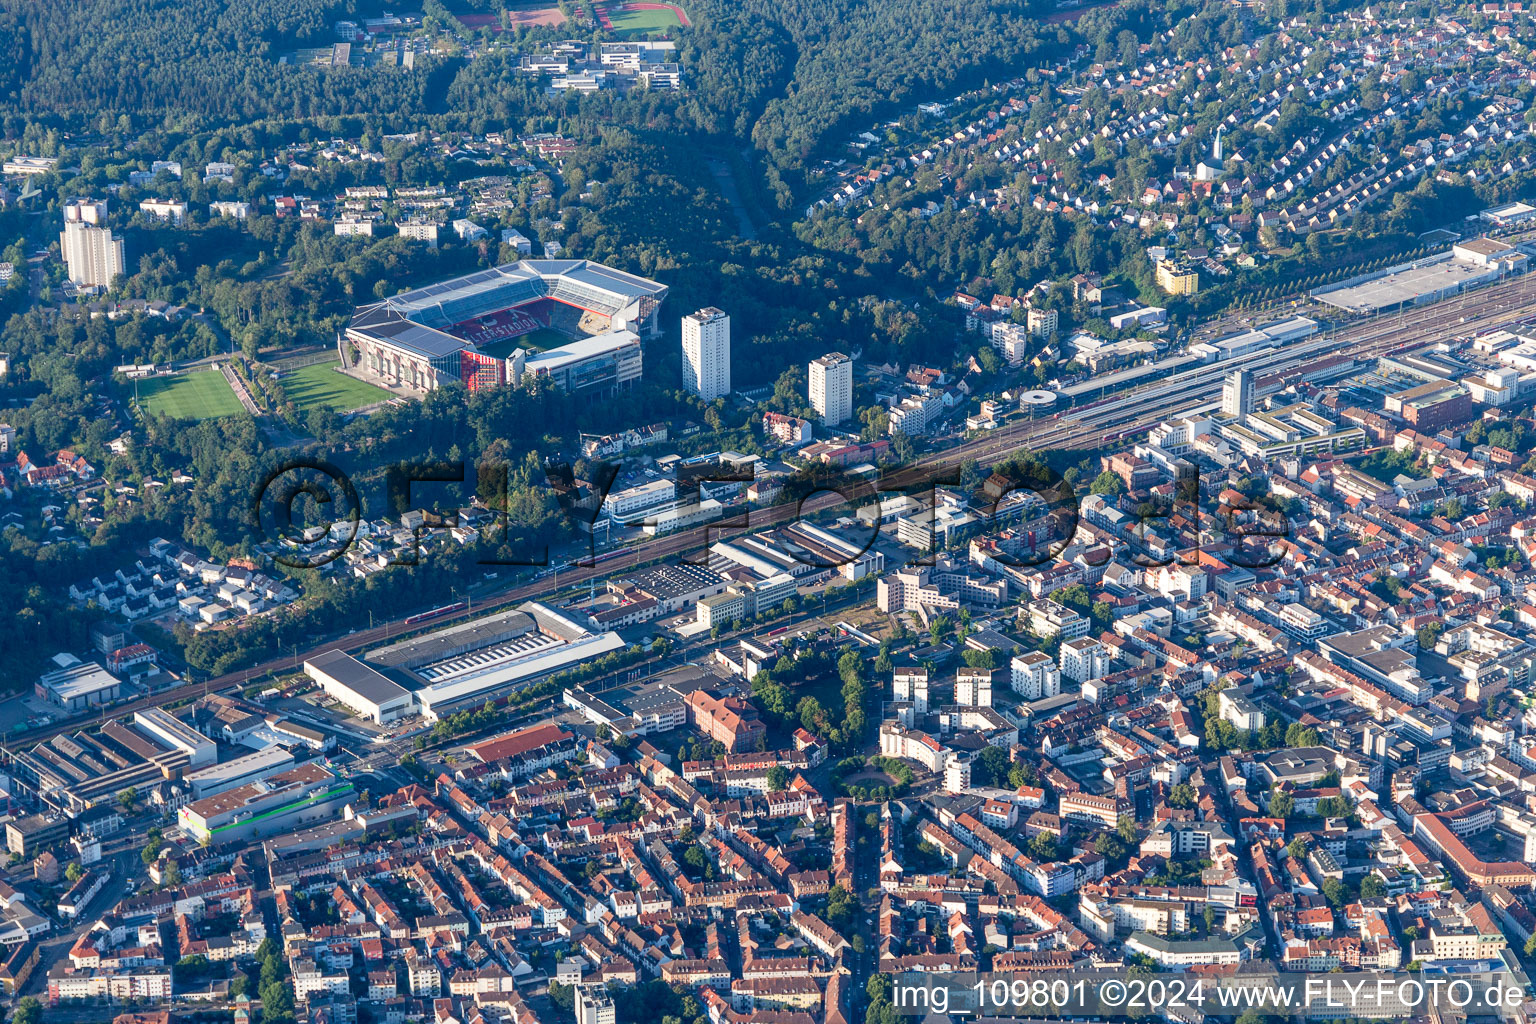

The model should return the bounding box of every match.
[523,328,640,372]
[356,259,669,333]
[348,310,470,360]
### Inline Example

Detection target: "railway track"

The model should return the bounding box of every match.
[12,275,1536,752]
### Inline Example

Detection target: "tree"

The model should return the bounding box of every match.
[1168,782,1196,809]
[1093,833,1125,861]
[798,696,827,735]
[1116,815,1136,843]
[66,861,84,883]
[14,998,41,1024]
[174,953,212,983]
[1288,837,1308,860]
[1316,796,1351,818]
[1359,876,1386,899]
[1028,831,1059,861]
[961,648,997,670]
[976,746,1010,787]
[1090,470,1126,496]
[1416,622,1443,651]
[766,765,791,792]
[1321,877,1346,907]
[1284,723,1320,747]
[1269,788,1295,818]
[826,884,857,932]
[118,786,138,812]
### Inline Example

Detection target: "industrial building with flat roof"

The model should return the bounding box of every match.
[35,659,121,712]
[4,815,69,857]
[133,708,216,767]
[1480,200,1536,226]
[1188,316,1318,362]
[1312,250,1515,313]
[363,602,625,722]
[178,762,351,844]
[184,746,298,799]
[303,649,413,723]
[11,723,191,815]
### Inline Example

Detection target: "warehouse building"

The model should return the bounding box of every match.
[10,730,190,816]
[184,747,298,800]
[133,708,216,767]
[304,649,414,723]
[178,762,351,844]
[35,658,121,712]
[1313,250,1513,313]
[364,602,625,722]
[1480,201,1536,226]
[4,815,69,857]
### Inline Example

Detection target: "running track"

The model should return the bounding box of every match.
[623,1,691,27]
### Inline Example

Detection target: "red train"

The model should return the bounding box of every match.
[403,601,467,626]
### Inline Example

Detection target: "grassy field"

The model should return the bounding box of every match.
[281,360,393,412]
[480,327,572,357]
[136,371,244,420]
[609,4,684,33]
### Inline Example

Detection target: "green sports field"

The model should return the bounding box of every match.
[136,371,244,420]
[609,4,684,33]
[282,360,392,412]
[479,327,572,357]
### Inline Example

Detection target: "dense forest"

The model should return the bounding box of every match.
[0,0,1067,205]
[0,122,971,685]
[3,0,1524,687]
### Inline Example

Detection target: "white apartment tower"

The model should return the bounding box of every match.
[809,351,853,426]
[943,754,971,794]
[60,199,125,291]
[682,307,731,401]
[576,985,616,1024]
[1222,368,1254,418]
[892,666,930,715]
[956,669,993,708]
[1060,636,1110,686]
[1011,651,1062,699]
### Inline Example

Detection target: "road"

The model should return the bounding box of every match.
[10,270,1536,754]
[15,844,143,1003]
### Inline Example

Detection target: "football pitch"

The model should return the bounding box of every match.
[609,3,685,33]
[136,371,244,421]
[282,360,392,412]
[480,327,572,357]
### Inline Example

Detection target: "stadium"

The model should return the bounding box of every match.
[341,259,669,394]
